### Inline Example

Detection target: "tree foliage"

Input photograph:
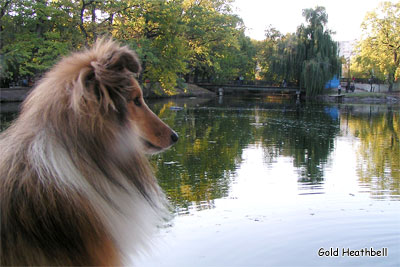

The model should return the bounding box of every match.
[351,1,400,91]
[0,0,256,92]
[0,0,81,84]
[263,6,341,96]
[299,7,341,96]
[255,25,282,82]
[182,0,247,83]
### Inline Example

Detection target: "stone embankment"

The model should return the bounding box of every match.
[0,87,31,102]
[0,84,214,103]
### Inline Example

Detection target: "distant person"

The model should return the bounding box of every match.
[338,84,341,95]
[350,83,355,92]
[239,76,244,85]
[369,78,373,92]
[28,77,34,87]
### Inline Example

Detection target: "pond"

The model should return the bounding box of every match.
[140,96,400,267]
[1,96,399,266]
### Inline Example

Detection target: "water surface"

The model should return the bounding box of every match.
[140,96,399,266]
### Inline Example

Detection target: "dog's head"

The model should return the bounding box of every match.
[64,38,178,153]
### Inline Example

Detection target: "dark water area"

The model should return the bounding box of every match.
[1,96,399,266]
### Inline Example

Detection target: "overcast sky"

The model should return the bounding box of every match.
[232,0,395,41]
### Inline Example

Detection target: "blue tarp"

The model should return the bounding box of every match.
[324,107,339,120]
[325,75,340,89]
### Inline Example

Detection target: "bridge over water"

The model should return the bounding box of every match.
[196,83,302,97]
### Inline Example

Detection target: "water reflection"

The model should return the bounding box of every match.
[149,100,253,213]
[145,98,400,213]
[342,105,400,200]
[256,104,339,182]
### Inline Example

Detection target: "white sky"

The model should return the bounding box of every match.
[232,0,396,41]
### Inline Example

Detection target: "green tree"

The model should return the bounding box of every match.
[1,0,251,93]
[204,31,257,83]
[118,0,189,94]
[352,1,400,91]
[235,32,257,80]
[0,0,80,86]
[256,25,282,82]
[269,6,341,96]
[182,0,248,83]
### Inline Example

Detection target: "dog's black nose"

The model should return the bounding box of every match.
[171,132,179,143]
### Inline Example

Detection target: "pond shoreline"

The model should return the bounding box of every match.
[0,84,214,103]
[316,91,400,104]
[1,85,399,105]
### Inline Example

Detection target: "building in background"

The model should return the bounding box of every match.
[339,40,356,78]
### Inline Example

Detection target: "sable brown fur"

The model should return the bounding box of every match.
[0,38,177,266]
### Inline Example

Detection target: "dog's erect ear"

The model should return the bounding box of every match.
[72,40,143,120]
[90,38,142,75]
[106,50,142,75]
[80,40,144,123]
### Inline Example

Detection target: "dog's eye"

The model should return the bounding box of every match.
[133,97,142,107]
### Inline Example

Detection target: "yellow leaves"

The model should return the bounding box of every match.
[179,184,193,198]
[158,101,175,117]
[192,139,203,153]
[353,1,400,81]
[394,113,399,133]
[191,127,213,154]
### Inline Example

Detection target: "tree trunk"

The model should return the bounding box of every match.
[194,68,199,83]
[0,0,12,51]
[388,72,394,92]
[91,3,97,40]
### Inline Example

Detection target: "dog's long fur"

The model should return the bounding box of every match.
[0,39,177,265]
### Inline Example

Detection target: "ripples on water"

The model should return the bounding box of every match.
[1,97,399,266]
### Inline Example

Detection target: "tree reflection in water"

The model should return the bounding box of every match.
[149,99,254,213]
[148,98,344,213]
[343,105,400,200]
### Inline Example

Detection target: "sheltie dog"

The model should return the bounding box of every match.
[0,38,178,266]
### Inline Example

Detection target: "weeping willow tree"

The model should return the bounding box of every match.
[272,7,341,96]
